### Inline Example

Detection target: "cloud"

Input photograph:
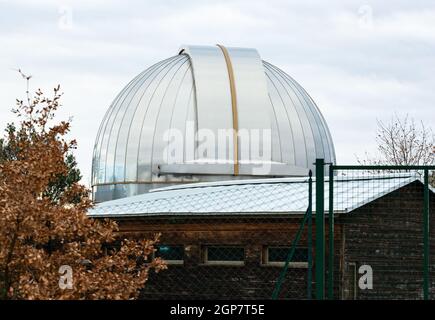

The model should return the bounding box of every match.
[0,0,434,184]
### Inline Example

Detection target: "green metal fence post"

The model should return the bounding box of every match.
[315,158,325,300]
[328,164,334,299]
[272,211,309,299]
[423,169,429,300]
[308,170,313,299]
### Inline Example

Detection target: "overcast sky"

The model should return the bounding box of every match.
[1,0,434,186]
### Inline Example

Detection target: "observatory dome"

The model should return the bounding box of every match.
[92,45,335,202]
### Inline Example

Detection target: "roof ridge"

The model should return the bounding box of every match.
[149,173,417,193]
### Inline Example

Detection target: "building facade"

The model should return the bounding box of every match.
[90,44,434,299]
[89,176,435,299]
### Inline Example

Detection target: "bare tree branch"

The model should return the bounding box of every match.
[360,114,434,166]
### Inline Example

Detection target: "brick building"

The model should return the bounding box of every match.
[89,175,435,299]
[89,44,433,299]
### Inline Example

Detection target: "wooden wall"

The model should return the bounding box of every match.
[109,181,434,300]
[339,181,435,299]
[115,216,339,299]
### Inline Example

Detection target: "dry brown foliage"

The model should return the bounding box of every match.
[0,83,166,299]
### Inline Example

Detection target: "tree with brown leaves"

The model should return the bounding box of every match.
[0,81,165,299]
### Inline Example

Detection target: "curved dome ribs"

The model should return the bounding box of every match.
[105,56,178,182]
[265,85,284,163]
[184,78,198,162]
[297,82,336,164]
[276,66,329,161]
[117,56,185,183]
[108,55,183,184]
[124,56,183,183]
[264,63,304,167]
[124,58,186,181]
[93,69,149,185]
[164,57,194,167]
[92,45,336,202]
[93,56,175,185]
[147,57,192,182]
[265,61,322,164]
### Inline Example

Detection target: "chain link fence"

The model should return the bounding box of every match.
[327,166,434,300]
[137,214,311,300]
[90,163,434,300]
[90,180,314,300]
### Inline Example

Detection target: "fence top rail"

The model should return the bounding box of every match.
[332,165,435,170]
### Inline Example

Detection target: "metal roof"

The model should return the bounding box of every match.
[91,44,335,202]
[88,174,427,218]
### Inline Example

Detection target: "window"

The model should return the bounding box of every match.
[203,246,245,265]
[155,245,184,265]
[263,246,308,268]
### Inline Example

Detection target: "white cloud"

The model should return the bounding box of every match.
[0,0,434,184]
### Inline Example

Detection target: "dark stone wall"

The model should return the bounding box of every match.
[339,181,435,299]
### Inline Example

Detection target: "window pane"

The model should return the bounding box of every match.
[207,246,244,262]
[268,247,308,263]
[156,245,184,261]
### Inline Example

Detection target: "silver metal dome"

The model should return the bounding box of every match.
[92,44,335,202]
